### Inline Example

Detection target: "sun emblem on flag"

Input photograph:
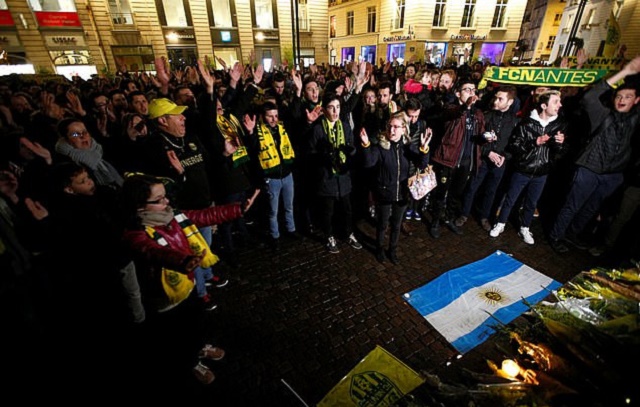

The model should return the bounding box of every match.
[478,286,508,305]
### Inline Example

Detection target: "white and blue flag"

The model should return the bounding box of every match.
[404,250,561,354]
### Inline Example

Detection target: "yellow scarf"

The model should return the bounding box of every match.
[256,119,295,174]
[145,212,219,311]
[322,118,347,174]
[217,114,249,167]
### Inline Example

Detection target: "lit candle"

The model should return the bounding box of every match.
[501,359,520,378]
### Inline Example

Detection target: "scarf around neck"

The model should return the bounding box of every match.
[256,120,295,173]
[55,138,124,187]
[137,206,175,226]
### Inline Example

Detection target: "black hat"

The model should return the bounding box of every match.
[324,80,345,94]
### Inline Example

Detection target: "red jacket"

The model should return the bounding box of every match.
[432,104,485,170]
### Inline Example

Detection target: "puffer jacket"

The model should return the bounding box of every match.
[509,110,567,176]
[123,203,242,309]
[362,137,428,203]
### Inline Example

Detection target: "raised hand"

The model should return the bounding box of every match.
[229,62,242,87]
[155,56,171,87]
[197,59,214,93]
[253,64,264,85]
[66,90,86,116]
[576,48,589,69]
[359,127,369,146]
[242,113,256,134]
[305,105,323,123]
[420,128,433,148]
[292,69,302,96]
[24,197,48,221]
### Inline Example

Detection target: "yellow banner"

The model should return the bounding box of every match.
[603,12,621,58]
[479,66,609,89]
[565,56,625,70]
[317,346,424,407]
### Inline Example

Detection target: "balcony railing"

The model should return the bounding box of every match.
[111,13,134,26]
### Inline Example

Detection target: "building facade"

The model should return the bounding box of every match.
[328,0,527,67]
[0,0,328,79]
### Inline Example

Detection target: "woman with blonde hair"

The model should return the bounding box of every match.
[359,111,432,264]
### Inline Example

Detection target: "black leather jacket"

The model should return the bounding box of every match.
[508,110,567,176]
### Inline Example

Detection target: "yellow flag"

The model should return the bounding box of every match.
[317,346,424,406]
[603,12,621,58]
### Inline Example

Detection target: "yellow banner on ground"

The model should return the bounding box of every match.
[479,66,609,89]
[317,346,424,407]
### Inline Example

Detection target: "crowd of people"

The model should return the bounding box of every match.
[1,52,639,390]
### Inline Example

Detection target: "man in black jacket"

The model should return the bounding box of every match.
[456,85,519,232]
[548,56,640,253]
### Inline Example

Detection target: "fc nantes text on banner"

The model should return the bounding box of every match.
[479,66,608,89]
[317,346,424,406]
[404,251,561,354]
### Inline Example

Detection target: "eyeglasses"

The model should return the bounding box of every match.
[146,196,168,205]
[461,87,477,93]
[388,124,404,130]
[70,130,90,138]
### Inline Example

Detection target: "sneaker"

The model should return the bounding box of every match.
[210,275,229,288]
[444,220,463,235]
[199,344,225,361]
[413,211,422,221]
[480,218,492,232]
[327,236,340,253]
[489,222,505,237]
[201,294,218,311]
[519,227,535,245]
[405,210,414,220]
[565,234,588,250]
[454,215,468,227]
[193,362,215,384]
[533,208,540,218]
[369,205,376,219]
[348,233,363,249]
[550,239,569,254]
[589,245,609,257]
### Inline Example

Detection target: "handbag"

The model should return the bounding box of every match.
[408,166,437,200]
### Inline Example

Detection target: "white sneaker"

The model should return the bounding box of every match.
[519,227,534,244]
[489,222,505,238]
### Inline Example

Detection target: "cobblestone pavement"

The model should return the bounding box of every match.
[187,213,598,406]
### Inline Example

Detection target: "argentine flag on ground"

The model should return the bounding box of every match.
[404,250,561,354]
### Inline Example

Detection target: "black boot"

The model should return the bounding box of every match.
[375,248,386,263]
[388,248,399,265]
[429,220,441,239]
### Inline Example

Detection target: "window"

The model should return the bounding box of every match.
[583,8,594,28]
[161,0,189,27]
[254,0,274,29]
[109,0,134,25]
[211,0,233,27]
[347,11,354,35]
[546,35,556,50]
[330,15,336,38]
[298,0,309,31]
[433,0,446,27]
[367,6,376,33]
[27,0,76,11]
[393,0,405,30]
[491,0,507,28]
[461,0,476,27]
[553,13,562,26]
[563,13,574,33]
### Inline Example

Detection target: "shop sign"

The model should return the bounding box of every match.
[0,34,21,48]
[0,10,15,26]
[383,35,413,42]
[44,35,86,48]
[35,11,82,27]
[163,28,196,44]
[450,34,487,41]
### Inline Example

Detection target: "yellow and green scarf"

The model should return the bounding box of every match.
[217,114,249,167]
[256,120,295,175]
[322,118,346,174]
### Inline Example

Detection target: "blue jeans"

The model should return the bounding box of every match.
[267,173,296,239]
[194,225,213,298]
[549,167,624,240]
[461,160,506,220]
[497,172,547,228]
